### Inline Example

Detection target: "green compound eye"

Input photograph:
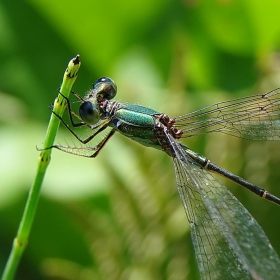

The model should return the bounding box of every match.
[93,77,117,100]
[79,101,100,124]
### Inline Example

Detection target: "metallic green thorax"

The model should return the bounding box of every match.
[109,103,162,150]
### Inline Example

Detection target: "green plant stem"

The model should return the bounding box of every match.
[1,55,81,280]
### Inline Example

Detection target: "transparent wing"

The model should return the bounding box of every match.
[165,132,280,279]
[175,88,280,140]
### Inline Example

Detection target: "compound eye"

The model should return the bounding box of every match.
[93,77,117,100]
[79,101,100,124]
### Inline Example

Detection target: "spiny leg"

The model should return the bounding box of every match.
[54,129,116,158]
[50,106,111,144]
[70,90,85,102]
[56,90,86,128]
[50,90,111,144]
[88,129,115,158]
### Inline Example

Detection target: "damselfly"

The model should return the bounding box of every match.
[49,77,280,280]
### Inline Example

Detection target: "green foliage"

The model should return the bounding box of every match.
[1,1,280,279]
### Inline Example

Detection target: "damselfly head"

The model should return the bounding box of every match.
[93,77,117,100]
[79,101,100,125]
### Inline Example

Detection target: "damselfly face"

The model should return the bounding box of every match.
[79,77,117,125]
[92,77,117,100]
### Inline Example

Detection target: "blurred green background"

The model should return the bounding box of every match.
[1,0,280,279]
